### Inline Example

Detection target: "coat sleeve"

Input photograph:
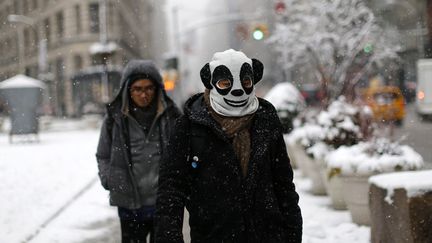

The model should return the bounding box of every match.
[95,114,113,190]
[155,116,190,243]
[271,131,303,242]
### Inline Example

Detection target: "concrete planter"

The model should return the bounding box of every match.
[287,142,310,177]
[303,153,327,195]
[286,142,298,169]
[341,174,372,225]
[369,171,432,243]
[321,165,347,210]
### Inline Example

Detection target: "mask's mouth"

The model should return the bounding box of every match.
[224,98,248,107]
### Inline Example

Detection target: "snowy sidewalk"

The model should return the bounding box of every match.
[0,126,370,243]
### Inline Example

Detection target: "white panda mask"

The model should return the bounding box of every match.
[200,49,264,117]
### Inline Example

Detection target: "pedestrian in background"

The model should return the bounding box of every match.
[96,60,181,243]
[155,49,302,243]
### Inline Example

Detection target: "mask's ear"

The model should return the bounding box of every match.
[252,58,264,84]
[200,63,213,89]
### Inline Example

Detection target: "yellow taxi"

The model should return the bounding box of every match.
[362,86,406,125]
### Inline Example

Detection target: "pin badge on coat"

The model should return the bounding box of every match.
[191,156,199,169]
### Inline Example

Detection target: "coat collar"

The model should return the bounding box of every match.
[184,93,282,141]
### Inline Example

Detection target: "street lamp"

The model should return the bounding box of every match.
[7,14,49,77]
[89,0,117,103]
[7,14,34,74]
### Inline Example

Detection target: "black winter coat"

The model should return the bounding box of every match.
[155,93,302,243]
[96,60,181,209]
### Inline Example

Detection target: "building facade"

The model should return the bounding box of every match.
[0,0,160,116]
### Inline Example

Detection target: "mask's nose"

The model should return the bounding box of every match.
[231,89,244,97]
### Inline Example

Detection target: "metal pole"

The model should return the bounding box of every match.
[171,5,185,104]
[172,6,180,56]
[17,25,25,74]
[38,39,52,115]
[99,0,109,103]
[8,22,25,73]
[226,0,241,50]
[99,0,108,44]
[417,19,425,58]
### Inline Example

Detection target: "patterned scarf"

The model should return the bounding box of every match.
[204,90,255,177]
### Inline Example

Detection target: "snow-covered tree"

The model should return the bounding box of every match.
[268,0,401,105]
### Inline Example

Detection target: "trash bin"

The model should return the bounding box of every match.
[0,75,46,143]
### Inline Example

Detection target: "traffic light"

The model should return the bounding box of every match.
[162,70,178,92]
[275,1,286,15]
[363,43,374,54]
[252,24,269,40]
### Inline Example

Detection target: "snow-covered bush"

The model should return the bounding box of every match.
[286,122,324,149]
[326,138,424,176]
[287,97,371,162]
[317,97,364,149]
[290,97,363,143]
[265,82,306,133]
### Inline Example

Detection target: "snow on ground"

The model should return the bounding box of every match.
[296,174,370,243]
[1,120,370,243]
[0,126,106,242]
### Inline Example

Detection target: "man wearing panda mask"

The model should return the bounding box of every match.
[201,49,261,117]
[156,49,302,243]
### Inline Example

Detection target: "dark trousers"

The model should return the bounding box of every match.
[118,207,155,243]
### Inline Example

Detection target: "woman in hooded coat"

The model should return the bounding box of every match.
[96,60,181,242]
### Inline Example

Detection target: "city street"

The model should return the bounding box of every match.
[1,0,432,241]
[0,117,371,243]
[394,103,432,169]
[1,104,431,242]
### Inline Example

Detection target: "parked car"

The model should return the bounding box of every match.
[361,86,405,126]
[299,83,323,106]
[264,82,306,133]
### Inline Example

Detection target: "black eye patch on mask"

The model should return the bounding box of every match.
[211,65,233,95]
[240,63,254,95]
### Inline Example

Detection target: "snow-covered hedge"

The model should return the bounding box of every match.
[316,97,363,148]
[264,82,305,113]
[287,97,364,153]
[326,138,424,176]
[265,82,306,134]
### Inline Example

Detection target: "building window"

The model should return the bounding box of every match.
[13,1,18,14]
[24,28,30,53]
[107,3,114,32]
[25,66,31,76]
[5,38,10,51]
[89,3,99,33]
[33,0,38,10]
[74,55,83,70]
[23,0,29,14]
[75,5,81,34]
[56,57,65,81]
[56,11,64,39]
[44,18,50,46]
[33,28,39,52]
